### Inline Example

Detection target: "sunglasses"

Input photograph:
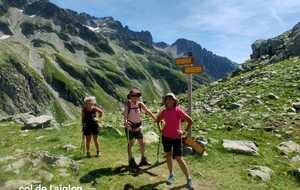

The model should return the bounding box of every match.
[131,94,140,97]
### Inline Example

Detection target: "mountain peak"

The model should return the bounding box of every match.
[6,0,48,8]
[154,42,169,49]
[162,38,237,79]
[96,17,153,47]
[172,38,202,49]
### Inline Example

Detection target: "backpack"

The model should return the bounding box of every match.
[183,137,206,155]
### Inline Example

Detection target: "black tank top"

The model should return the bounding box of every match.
[83,108,99,128]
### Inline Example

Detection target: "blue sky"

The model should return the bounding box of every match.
[51,0,300,63]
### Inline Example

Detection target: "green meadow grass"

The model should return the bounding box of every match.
[0,108,300,190]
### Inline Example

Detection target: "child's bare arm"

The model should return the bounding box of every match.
[183,114,193,136]
[140,103,156,121]
[95,106,103,117]
[156,112,164,133]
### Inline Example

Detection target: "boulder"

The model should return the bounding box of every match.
[0,113,35,123]
[0,115,14,122]
[202,104,214,113]
[63,144,77,151]
[290,155,300,162]
[0,156,16,162]
[2,180,40,190]
[58,168,70,177]
[4,158,30,174]
[225,103,241,110]
[267,93,279,100]
[289,168,300,181]
[144,131,159,144]
[100,125,123,136]
[13,113,35,123]
[248,166,273,182]
[293,102,300,111]
[35,136,45,140]
[209,98,220,106]
[198,130,208,135]
[277,141,300,155]
[287,107,297,113]
[263,126,275,132]
[223,140,259,155]
[39,170,54,182]
[15,149,24,153]
[30,151,79,174]
[23,115,53,129]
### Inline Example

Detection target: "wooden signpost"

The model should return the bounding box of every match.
[176,53,204,137]
[175,57,193,65]
[182,66,204,74]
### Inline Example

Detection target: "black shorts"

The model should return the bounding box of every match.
[83,126,99,136]
[162,136,183,157]
[125,122,143,140]
[125,127,143,140]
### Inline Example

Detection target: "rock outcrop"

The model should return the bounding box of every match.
[249,22,300,64]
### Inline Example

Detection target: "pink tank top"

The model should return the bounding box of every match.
[126,101,142,123]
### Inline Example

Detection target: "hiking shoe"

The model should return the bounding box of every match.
[139,156,151,166]
[187,178,193,189]
[129,158,138,169]
[86,152,91,158]
[166,174,174,185]
[96,151,101,157]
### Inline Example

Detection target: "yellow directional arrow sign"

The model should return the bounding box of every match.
[175,57,193,65]
[182,66,204,74]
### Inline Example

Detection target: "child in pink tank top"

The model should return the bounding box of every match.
[123,88,156,170]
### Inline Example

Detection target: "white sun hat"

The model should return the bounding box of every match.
[163,92,178,106]
[164,92,178,101]
[84,96,96,104]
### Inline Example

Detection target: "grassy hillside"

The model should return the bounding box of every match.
[182,57,300,132]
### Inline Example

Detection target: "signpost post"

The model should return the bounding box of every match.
[175,53,204,137]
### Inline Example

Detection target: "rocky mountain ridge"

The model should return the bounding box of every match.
[0,0,236,121]
[155,38,237,79]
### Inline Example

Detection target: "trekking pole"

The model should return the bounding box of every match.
[156,135,161,164]
[126,125,131,167]
[81,133,85,154]
[81,123,86,154]
[156,121,163,164]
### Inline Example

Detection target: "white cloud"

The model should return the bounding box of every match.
[179,0,290,37]
[176,0,300,62]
